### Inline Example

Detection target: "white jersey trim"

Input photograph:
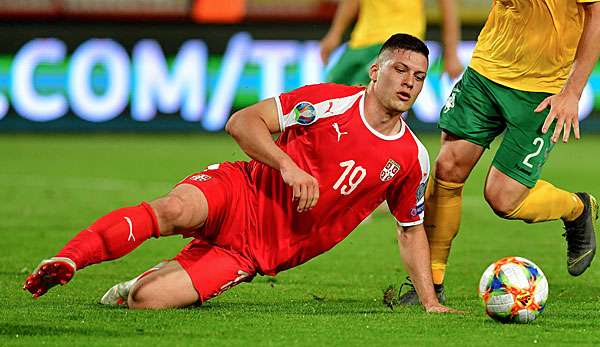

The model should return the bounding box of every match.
[276,91,364,132]
[397,219,424,227]
[392,214,423,227]
[274,96,284,132]
[407,126,430,221]
[407,127,431,188]
[358,93,406,141]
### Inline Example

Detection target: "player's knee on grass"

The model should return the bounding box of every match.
[149,184,208,236]
[127,261,198,310]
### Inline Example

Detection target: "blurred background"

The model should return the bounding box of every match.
[0,0,598,133]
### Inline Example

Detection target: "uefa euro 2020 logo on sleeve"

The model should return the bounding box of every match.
[293,102,317,125]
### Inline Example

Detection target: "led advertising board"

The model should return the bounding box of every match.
[0,32,598,131]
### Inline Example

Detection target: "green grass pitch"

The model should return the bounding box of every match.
[1,133,600,346]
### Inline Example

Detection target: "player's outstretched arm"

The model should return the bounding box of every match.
[437,0,463,80]
[319,0,359,64]
[396,223,461,313]
[226,99,319,212]
[536,1,600,143]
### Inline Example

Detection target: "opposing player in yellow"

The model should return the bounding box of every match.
[399,0,600,304]
[320,0,462,85]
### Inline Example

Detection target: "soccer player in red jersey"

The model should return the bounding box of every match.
[23,34,456,313]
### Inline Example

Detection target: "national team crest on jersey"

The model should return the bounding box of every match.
[293,102,317,125]
[380,159,401,182]
[189,174,212,182]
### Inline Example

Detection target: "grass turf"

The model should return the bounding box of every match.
[1,133,600,346]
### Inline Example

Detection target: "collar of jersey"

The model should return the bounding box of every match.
[359,91,406,141]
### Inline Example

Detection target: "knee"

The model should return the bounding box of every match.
[127,282,171,310]
[484,184,518,218]
[434,158,467,183]
[150,195,185,235]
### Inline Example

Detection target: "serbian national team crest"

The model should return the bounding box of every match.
[189,174,212,182]
[380,159,401,182]
[293,102,317,125]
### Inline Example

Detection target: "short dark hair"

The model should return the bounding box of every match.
[378,33,429,59]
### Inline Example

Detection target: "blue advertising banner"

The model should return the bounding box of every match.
[1,29,599,132]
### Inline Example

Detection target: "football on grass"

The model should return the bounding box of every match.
[478,256,548,324]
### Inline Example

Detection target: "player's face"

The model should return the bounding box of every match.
[369,49,428,113]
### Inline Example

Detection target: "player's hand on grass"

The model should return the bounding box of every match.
[280,160,320,212]
[423,302,463,314]
[535,90,580,143]
[320,33,341,65]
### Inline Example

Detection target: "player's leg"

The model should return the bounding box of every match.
[100,261,168,306]
[127,241,255,309]
[397,134,485,305]
[426,132,485,283]
[126,260,199,309]
[484,167,586,222]
[99,162,256,308]
[399,68,503,304]
[24,183,207,298]
[484,87,596,276]
[427,69,506,285]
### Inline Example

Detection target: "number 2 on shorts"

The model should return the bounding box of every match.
[522,137,544,169]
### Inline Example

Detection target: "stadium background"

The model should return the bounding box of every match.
[2,0,599,132]
[3,2,600,345]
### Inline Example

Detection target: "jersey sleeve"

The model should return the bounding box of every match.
[275,83,364,132]
[386,140,430,227]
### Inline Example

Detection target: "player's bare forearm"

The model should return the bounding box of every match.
[226,98,292,171]
[226,98,320,212]
[320,0,359,63]
[326,0,359,39]
[537,2,600,143]
[396,224,439,308]
[396,224,461,313]
[438,0,462,79]
[563,2,600,98]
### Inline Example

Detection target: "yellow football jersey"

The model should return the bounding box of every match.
[349,0,425,48]
[470,0,599,94]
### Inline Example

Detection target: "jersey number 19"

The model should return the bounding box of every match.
[333,160,367,195]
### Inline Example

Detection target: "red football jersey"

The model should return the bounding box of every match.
[245,83,430,275]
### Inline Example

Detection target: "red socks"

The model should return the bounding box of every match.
[56,202,160,270]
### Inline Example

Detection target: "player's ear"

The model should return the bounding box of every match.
[369,61,379,82]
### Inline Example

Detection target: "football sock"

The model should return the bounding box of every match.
[504,180,584,223]
[424,177,464,285]
[56,202,160,270]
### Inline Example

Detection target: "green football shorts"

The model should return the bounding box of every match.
[439,67,556,188]
[326,43,381,86]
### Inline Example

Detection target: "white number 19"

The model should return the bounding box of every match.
[333,160,367,195]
